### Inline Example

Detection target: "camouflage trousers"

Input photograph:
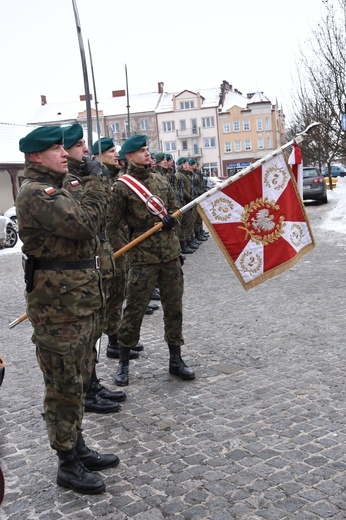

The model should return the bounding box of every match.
[178,208,195,241]
[194,207,204,235]
[118,258,184,348]
[103,257,126,338]
[33,313,99,451]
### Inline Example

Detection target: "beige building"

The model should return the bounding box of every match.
[218,91,286,176]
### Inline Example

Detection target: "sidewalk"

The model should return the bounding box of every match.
[1,210,346,519]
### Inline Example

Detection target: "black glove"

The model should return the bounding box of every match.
[80,155,103,177]
[162,213,177,229]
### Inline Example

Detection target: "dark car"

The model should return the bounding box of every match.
[323,164,346,177]
[302,167,328,204]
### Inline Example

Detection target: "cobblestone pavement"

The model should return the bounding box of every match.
[1,199,346,520]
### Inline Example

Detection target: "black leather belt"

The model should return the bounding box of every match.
[35,257,100,271]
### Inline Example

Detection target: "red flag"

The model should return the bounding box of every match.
[198,154,314,290]
[289,143,303,196]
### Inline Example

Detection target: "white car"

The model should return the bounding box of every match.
[0,215,18,248]
[4,206,17,230]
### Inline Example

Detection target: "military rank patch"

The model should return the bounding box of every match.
[44,187,56,195]
[70,180,80,187]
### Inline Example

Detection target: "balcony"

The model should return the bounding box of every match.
[176,127,201,138]
[178,148,203,158]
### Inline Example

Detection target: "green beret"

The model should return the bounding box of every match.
[121,134,147,154]
[165,154,173,161]
[19,126,63,153]
[155,152,165,163]
[118,148,126,161]
[176,157,187,166]
[92,137,115,155]
[188,158,197,166]
[150,152,156,160]
[62,123,84,149]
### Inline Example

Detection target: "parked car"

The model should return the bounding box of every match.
[206,176,228,188]
[4,206,17,230]
[323,164,346,177]
[302,167,328,204]
[0,215,18,248]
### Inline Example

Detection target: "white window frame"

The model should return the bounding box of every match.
[244,139,252,151]
[202,117,215,128]
[256,118,263,131]
[223,122,231,133]
[163,121,175,132]
[265,117,271,131]
[258,137,264,149]
[243,119,250,131]
[180,101,194,110]
[234,140,242,152]
[233,120,240,132]
[140,119,149,131]
[225,141,232,152]
[204,137,216,148]
[164,141,177,152]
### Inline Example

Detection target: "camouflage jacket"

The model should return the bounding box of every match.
[175,168,193,203]
[62,157,115,281]
[109,162,181,265]
[16,161,109,323]
[105,164,130,253]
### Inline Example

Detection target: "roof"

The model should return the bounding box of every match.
[0,122,37,164]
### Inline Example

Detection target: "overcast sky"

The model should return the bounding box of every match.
[1,0,323,125]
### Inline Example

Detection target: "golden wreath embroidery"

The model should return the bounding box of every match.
[239,251,262,275]
[210,197,234,222]
[290,223,303,248]
[239,198,284,245]
[263,164,288,191]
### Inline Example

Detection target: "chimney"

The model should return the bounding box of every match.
[80,94,93,101]
[158,82,164,94]
[112,90,126,97]
[41,95,47,105]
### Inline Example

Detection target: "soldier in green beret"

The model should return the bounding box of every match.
[16,126,119,495]
[108,135,195,386]
[62,125,126,414]
[175,158,196,254]
[91,138,144,361]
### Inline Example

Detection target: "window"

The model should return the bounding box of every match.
[163,121,175,132]
[225,141,232,152]
[223,122,231,133]
[234,140,242,152]
[266,137,272,149]
[164,141,177,152]
[182,140,188,151]
[243,119,250,131]
[258,137,264,149]
[256,118,263,131]
[180,120,186,131]
[203,162,218,176]
[244,139,252,151]
[202,117,215,128]
[191,119,197,134]
[180,101,194,110]
[140,119,149,131]
[111,122,119,133]
[233,120,240,132]
[265,117,271,131]
[204,137,216,148]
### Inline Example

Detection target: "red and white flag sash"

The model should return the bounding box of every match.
[118,174,167,218]
[289,143,303,196]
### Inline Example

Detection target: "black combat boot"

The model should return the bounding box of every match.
[151,287,161,300]
[85,369,121,413]
[57,448,106,494]
[115,347,131,386]
[180,241,194,254]
[76,433,120,471]
[168,345,195,380]
[145,306,154,315]
[88,365,126,403]
[186,240,199,250]
[195,232,208,241]
[106,335,140,360]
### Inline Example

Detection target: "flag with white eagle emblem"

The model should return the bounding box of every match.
[198,154,315,290]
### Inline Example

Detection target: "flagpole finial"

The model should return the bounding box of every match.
[294,122,321,144]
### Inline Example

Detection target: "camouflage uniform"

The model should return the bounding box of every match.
[175,165,194,242]
[109,162,184,348]
[16,161,108,451]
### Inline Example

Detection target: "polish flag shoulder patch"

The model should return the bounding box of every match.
[44,187,56,195]
[70,180,80,187]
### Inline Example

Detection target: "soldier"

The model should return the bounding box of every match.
[188,158,208,243]
[175,157,195,254]
[91,137,144,359]
[61,125,126,414]
[155,152,168,178]
[108,134,195,387]
[16,126,119,494]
